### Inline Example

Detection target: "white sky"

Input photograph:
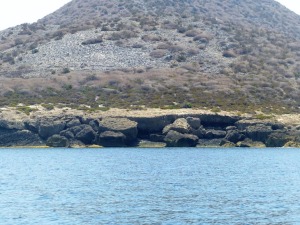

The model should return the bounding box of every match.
[0,0,299,31]
[0,0,72,31]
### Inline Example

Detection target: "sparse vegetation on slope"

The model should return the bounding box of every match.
[0,0,300,113]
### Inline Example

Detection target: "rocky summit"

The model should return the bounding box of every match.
[0,0,300,113]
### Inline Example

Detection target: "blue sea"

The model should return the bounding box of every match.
[0,148,300,224]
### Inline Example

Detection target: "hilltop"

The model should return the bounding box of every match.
[0,0,300,114]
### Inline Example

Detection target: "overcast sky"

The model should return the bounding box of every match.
[0,0,299,31]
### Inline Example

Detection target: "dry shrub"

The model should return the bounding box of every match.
[132,43,144,48]
[156,43,172,49]
[81,36,103,45]
[193,32,212,43]
[107,30,137,40]
[142,34,162,42]
[150,50,168,58]
[187,49,199,56]
[185,29,200,37]
[168,45,184,53]
[223,50,237,58]
[161,21,178,29]
[288,42,300,51]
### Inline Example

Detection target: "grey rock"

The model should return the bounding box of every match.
[235,119,284,131]
[191,126,206,138]
[130,115,175,134]
[235,119,262,130]
[99,117,138,143]
[164,130,198,147]
[24,120,38,133]
[199,114,239,127]
[46,135,69,147]
[245,124,273,143]
[265,132,290,147]
[0,130,43,146]
[99,131,126,147]
[0,119,24,130]
[225,130,245,143]
[149,134,165,142]
[68,125,83,135]
[89,119,100,132]
[226,126,237,131]
[162,118,191,134]
[60,130,75,139]
[66,118,81,128]
[38,120,66,139]
[186,117,201,130]
[204,129,226,139]
[75,125,96,144]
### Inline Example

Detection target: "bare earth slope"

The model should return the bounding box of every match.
[0,0,300,113]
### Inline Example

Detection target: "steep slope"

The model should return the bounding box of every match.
[0,0,300,113]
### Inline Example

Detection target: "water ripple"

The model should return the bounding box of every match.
[0,148,300,224]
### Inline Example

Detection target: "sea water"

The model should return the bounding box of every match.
[0,148,300,224]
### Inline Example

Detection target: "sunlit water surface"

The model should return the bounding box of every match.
[0,148,300,224]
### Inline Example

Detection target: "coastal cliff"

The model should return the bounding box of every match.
[0,107,299,148]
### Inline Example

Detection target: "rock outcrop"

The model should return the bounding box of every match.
[0,112,296,148]
[75,125,96,145]
[46,135,69,147]
[99,118,138,144]
[164,130,198,147]
[162,118,191,134]
[0,130,43,147]
[38,119,66,139]
[98,131,126,147]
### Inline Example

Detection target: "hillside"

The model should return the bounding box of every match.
[0,0,300,114]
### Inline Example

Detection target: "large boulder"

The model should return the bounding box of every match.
[66,118,81,128]
[99,118,138,143]
[0,130,44,146]
[38,119,66,139]
[186,117,201,130]
[60,130,75,139]
[245,124,273,143]
[99,131,126,147]
[162,118,191,134]
[235,119,285,131]
[0,119,24,130]
[199,114,239,127]
[24,120,38,133]
[46,135,69,147]
[164,130,198,147]
[265,132,291,147]
[68,125,84,136]
[89,119,100,132]
[75,125,96,144]
[191,126,206,138]
[130,115,175,134]
[225,130,245,143]
[204,129,226,139]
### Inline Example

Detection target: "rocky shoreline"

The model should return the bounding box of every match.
[0,109,300,148]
